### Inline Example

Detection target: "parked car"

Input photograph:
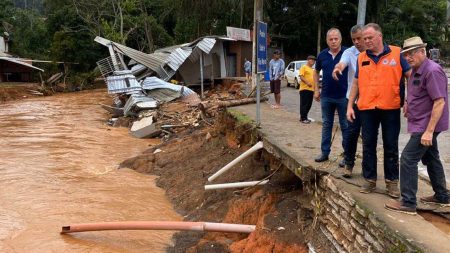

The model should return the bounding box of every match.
[284,60,322,89]
[284,60,307,89]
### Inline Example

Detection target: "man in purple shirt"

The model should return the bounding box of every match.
[385,37,449,215]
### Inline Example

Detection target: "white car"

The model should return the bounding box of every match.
[284,60,307,89]
[284,60,322,89]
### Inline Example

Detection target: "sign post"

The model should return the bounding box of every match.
[256,21,267,125]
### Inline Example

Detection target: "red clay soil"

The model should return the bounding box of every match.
[120,113,332,252]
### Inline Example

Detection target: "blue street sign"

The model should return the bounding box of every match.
[256,21,267,73]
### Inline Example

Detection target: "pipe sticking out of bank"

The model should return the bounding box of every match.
[205,180,269,190]
[61,221,256,234]
[208,141,263,182]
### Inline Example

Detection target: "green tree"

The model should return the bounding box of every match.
[171,0,253,43]
[44,0,105,72]
[70,0,173,53]
[5,8,50,58]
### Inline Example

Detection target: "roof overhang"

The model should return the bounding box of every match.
[0,57,44,72]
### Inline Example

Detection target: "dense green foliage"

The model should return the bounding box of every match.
[1,0,448,74]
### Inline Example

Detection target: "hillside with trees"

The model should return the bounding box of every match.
[1,0,448,81]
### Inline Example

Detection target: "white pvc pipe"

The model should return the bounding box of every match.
[208,141,263,182]
[205,180,269,190]
[61,221,255,234]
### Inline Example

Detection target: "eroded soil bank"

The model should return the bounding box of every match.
[0,83,43,102]
[120,112,332,252]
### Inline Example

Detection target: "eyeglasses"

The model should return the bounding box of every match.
[402,48,421,58]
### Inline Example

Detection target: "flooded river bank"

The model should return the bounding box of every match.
[0,90,180,252]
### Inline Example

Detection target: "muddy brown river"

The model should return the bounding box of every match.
[0,90,180,252]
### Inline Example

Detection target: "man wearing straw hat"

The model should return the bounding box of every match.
[385,36,449,215]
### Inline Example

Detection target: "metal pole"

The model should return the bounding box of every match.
[200,52,204,99]
[118,53,128,70]
[256,73,260,124]
[253,0,263,125]
[357,0,367,25]
[251,0,257,91]
[108,44,120,71]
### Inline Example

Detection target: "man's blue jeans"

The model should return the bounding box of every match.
[345,104,361,166]
[320,97,348,157]
[359,108,400,181]
[400,132,449,208]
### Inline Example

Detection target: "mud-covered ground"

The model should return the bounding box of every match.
[0,83,43,102]
[120,112,332,253]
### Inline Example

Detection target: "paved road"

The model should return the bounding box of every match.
[264,80,450,184]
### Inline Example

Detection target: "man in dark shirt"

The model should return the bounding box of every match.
[314,28,349,164]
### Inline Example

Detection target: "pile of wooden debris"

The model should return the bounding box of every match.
[101,82,267,141]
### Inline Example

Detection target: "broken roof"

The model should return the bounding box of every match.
[142,76,197,102]
[95,35,235,81]
[95,36,191,81]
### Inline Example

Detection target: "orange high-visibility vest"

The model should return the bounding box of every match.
[357,46,403,110]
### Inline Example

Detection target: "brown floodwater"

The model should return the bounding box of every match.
[0,90,180,252]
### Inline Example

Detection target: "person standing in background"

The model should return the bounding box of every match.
[244,58,252,84]
[298,55,316,124]
[269,50,285,109]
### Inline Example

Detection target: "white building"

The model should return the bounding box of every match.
[0,36,9,55]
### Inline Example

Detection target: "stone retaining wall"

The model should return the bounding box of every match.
[313,176,422,253]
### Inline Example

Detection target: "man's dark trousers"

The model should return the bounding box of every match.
[320,97,349,157]
[359,108,400,181]
[400,132,449,208]
[345,104,361,166]
[300,90,314,121]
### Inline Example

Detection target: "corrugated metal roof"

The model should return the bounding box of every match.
[146,89,182,102]
[105,72,141,94]
[142,76,196,100]
[187,35,235,47]
[189,37,218,62]
[155,43,191,53]
[167,47,192,71]
[95,35,235,81]
[97,37,187,81]
[123,92,158,116]
[0,57,44,72]
[111,42,166,78]
[196,38,216,54]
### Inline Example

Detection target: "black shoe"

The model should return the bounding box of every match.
[338,159,345,168]
[315,154,329,162]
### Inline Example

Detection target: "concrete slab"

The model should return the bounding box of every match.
[130,116,158,138]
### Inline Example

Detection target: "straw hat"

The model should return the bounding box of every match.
[401,36,427,54]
